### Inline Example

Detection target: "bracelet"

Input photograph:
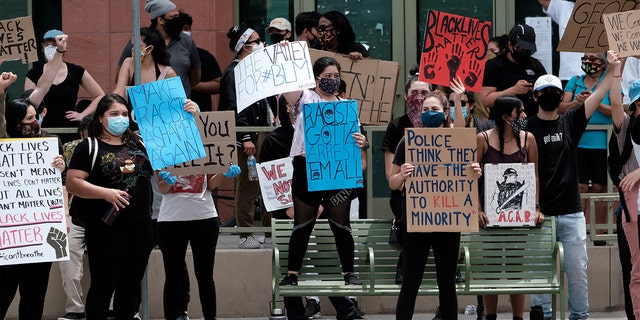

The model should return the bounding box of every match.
[56,48,67,53]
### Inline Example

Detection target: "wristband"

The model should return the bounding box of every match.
[56,48,67,53]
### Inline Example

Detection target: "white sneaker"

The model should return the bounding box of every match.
[239,235,261,249]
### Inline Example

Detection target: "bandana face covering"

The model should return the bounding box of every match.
[18,119,41,137]
[407,93,426,127]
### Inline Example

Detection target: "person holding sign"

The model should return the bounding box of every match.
[480,24,546,118]
[278,56,368,291]
[219,25,275,249]
[476,95,544,320]
[65,94,154,320]
[388,89,480,320]
[526,50,622,320]
[0,35,68,320]
[317,11,370,60]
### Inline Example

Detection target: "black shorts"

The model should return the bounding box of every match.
[577,148,608,185]
[291,156,353,208]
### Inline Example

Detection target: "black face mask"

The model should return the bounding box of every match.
[537,92,562,111]
[511,48,532,65]
[270,33,286,44]
[163,18,184,38]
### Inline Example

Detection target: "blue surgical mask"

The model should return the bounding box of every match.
[449,107,468,122]
[421,110,445,128]
[106,116,129,136]
[182,31,192,37]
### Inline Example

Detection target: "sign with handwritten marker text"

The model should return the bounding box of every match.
[128,77,206,170]
[419,10,491,92]
[404,128,479,232]
[483,163,536,227]
[0,16,38,64]
[303,100,363,191]
[603,9,640,57]
[558,0,640,52]
[235,41,315,113]
[257,158,294,212]
[0,138,69,265]
[167,111,237,175]
[309,49,399,125]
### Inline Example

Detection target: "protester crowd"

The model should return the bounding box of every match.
[1,0,639,319]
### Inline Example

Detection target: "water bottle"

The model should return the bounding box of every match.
[102,189,130,225]
[247,155,258,181]
[464,305,476,315]
[269,308,286,320]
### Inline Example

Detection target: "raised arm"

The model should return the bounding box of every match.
[29,35,68,108]
[611,58,625,131]
[450,76,467,128]
[584,50,621,120]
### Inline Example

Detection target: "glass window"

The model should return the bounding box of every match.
[239,0,293,40]
[417,0,493,61]
[316,0,392,60]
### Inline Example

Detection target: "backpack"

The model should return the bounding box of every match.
[608,116,635,188]
[69,137,99,227]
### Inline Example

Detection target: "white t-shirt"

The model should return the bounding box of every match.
[544,0,583,81]
[158,174,218,222]
[290,89,328,157]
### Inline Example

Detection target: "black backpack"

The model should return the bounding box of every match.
[608,116,635,187]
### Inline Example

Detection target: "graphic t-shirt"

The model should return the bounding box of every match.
[158,174,218,222]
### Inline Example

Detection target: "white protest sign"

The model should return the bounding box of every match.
[234,41,315,113]
[0,138,69,265]
[483,163,536,227]
[257,158,293,212]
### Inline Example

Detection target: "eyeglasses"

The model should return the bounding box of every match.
[449,100,468,107]
[581,56,601,63]
[246,38,263,45]
[317,24,334,32]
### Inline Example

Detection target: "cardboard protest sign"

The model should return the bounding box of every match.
[0,16,38,64]
[603,9,640,57]
[303,100,363,192]
[0,138,69,266]
[235,41,315,113]
[419,10,492,93]
[127,77,206,170]
[558,0,640,52]
[167,111,237,175]
[257,158,293,212]
[404,128,479,233]
[309,49,399,125]
[483,163,536,227]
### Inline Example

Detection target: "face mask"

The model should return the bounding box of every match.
[537,92,563,111]
[309,35,320,49]
[318,77,341,95]
[131,45,150,62]
[450,107,468,122]
[511,48,532,65]
[44,45,56,61]
[510,118,527,135]
[581,61,602,74]
[37,114,44,126]
[251,42,264,53]
[270,33,286,44]
[18,119,41,137]
[105,116,129,136]
[317,30,335,47]
[421,110,445,128]
[163,18,184,38]
[406,93,426,127]
[182,31,191,36]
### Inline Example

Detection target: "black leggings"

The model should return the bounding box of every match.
[287,156,356,272]
[158,217,220,320]
[0,262,52,320]
[396,231,460,320]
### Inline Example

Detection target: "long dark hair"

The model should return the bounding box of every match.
[320,11,356,49]
[140,27,170,66]
[491,96,525,162]
[88,94,143,150]
[6,98,34,138]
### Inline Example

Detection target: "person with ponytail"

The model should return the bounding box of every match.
[475,95,544,320]
[388,79,482,320]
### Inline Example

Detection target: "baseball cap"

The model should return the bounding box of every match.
[43,29,65,41]
[534,74,563,92]
[629,79,640,110]
[266,18,291,32]
[509,24,536,52]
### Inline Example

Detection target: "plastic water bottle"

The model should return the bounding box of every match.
[102,189,130,225]
[247,155,258,181]
[464,305,476,315]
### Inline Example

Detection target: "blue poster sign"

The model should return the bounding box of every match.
[127,77,206,169]
[303,100,363,191]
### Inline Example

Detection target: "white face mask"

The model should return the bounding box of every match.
[251,42,264,53]
[182,31,191,36]
[44,45,56,61]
